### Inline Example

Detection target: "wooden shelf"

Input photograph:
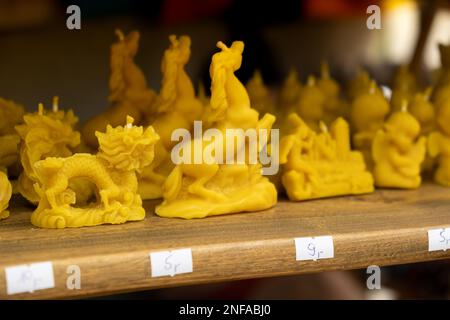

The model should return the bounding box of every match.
[1,183,450,299]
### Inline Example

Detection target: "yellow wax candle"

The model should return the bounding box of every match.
[296,76,325,132]
[15,101,81,204]
[155,40,277,219]
[351,81,390,169]
[279,69,302,114]
[31,116,159,228]
[138,35,203,200]
[428,99,450,187]
[246,70,275,116]
[279,113,373,201]
[372,104,426,189]
[0,170,12,220]
[82,30,156,148]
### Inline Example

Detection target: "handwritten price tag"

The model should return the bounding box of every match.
[5,261,55,295]
[428,228,450,252]
[295,236,334,261]
[150,248,193,278]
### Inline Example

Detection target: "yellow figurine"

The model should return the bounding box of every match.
[0,170,12,220]
[279,113,373,201]
[409,88,435,136]
[372,105,426,189]
[16,101,81,204]
[138,35,203,199]
[31,116,159,228]
[0,98,25,135]
[246,70,276,115]
[0,134,20,220]
[82,30,156,148]
[296,76,325,132]
[155,41,277,219]
[279,69,302,115]
[317,62,349,124]
[351,81,390,169]
[347,69,382,101]
[428,101,450,186]
[391,65,418,112]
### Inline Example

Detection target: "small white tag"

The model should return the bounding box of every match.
[5,261,55,295]
[428,228,450,252]
[295,236,334,261]
[150,248,193,278]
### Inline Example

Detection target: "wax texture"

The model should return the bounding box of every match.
[81,30,156,148]
[155,41,277,219]
[31,117,159,228]
[372,109,426,189]
[138,35,203,200]
[280,113,373,201]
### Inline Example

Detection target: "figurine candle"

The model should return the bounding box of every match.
[372,104,426,189]
[138,35,203,200]
[155,41,277,219]
[246,70,276,115]
[32,116,159,228]
[82,30,156,148]
[16,100,81,204]
[296,76,325,132]
[428,100,450,186]
[280,113,373,201]
[351,81,390,169]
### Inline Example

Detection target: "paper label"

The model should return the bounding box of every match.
[5,261,55,295]
[295,236,334,261]
[428,228,450,252]
[150,248,193,277]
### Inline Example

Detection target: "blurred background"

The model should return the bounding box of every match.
[1,0,450,299]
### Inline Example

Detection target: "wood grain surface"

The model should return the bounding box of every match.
[1,183,450,299]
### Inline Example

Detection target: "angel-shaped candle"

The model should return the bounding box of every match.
[246,70,276,116]
[391,65,418,112]
[428,100,450,186]
[351,81,390,169]
[317,62,349,124]
[372,105,426,189]
[155,41,277,219]
[279,69,302,115]
[32,116,159,228]
[138,35,203,200]
[279,113,373,200]
[296,76,325,132]
[81,30,156,148]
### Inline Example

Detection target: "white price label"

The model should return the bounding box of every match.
[5,261,55,295]
[295,236,334,261]
[150,248,193,278]
[428,228,450,252]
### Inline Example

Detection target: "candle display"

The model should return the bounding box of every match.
[246,70,276,116]
[280,113,373,200]
[31,116,159,228]
[372,105,426,189]
[155,41,277,219]
[138,35,203,200]
[15,100,81,204]
[351,81,390,169]
[81,30,156,148]
[428,101,450,187]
